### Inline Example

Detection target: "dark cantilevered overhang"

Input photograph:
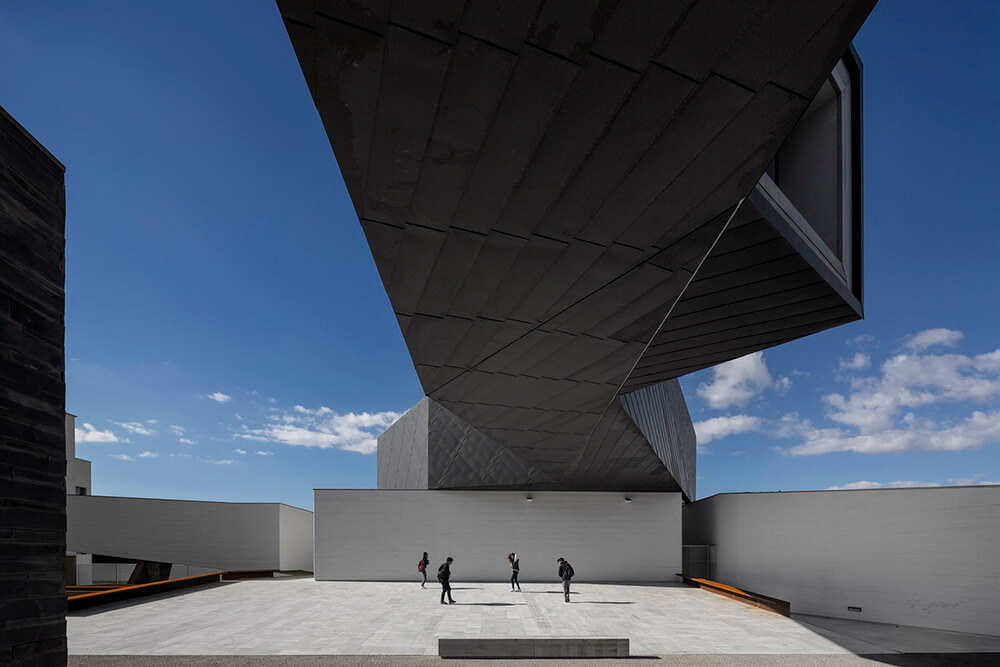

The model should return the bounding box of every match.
[277,0,874,499]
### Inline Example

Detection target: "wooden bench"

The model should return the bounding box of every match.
[67,570,282,610]
[67,572,226,611]
[439,637,628,659]
[677,574,790,616]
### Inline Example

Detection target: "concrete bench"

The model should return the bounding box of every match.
[439,637,628,659]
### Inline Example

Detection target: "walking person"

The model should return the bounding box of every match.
[557,557,574,602]
[437,557,455,605]
[418,551,430,588]
[508,553,521,591]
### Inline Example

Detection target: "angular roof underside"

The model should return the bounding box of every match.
[278,0,874,495]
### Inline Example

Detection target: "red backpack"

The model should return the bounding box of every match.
[417,560,425,572]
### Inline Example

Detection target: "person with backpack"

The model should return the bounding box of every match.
[418,552,430,588]
[437,557,455,605]
[507,553,521,592]
[557,557,574,602]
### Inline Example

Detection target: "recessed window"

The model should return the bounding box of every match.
[76,486,88,496]
[765,58,855,290]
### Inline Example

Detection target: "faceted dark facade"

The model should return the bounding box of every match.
[0,105,67,665]
[279,0,872,498]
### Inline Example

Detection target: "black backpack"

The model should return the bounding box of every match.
[565,563,575,578]
[437,563,448,583]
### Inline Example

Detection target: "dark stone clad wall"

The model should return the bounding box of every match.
[376,397,429,489]
[0,105,67,666]
[279,0,874,487]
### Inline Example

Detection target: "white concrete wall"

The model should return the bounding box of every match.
[684,486,1000,636]
[64,413,91,496]
[314,490,681,582]
[279,504,314,572]
[67,495,312,572]
[66,457,91,496]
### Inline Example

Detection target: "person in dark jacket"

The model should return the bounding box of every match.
[437,557,455,605]
[557,557,574,602]
[507,553,521,591]
[418,551,430,588]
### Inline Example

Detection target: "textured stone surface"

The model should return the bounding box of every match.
[66,579,1000,656]
[0,104,67,666]
[376,397,429,489]
[67,496,314,572]
[278,1,873,491]
[618,380,697,499]
[439,637,628,658]
[684,486,1000,637]
[313,489,681,582]
[62,655,1000,667]
[377,384,694,497]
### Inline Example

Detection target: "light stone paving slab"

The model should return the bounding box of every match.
[65,657,1000,667]
[67,579,1000,657]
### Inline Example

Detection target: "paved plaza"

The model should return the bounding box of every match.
[68,578,1000,658]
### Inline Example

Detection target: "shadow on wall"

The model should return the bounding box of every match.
[789,613,1000,663]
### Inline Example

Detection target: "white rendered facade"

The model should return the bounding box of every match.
[683,486,1000,637]
[64,414,93,582]
[64,413,91,497]
[67,495,314,573]
[314,490,681,582]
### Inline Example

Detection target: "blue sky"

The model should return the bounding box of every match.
[2,1,997,509]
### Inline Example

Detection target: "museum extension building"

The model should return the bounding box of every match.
[3,1,999,663]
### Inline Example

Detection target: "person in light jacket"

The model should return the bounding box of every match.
[507,553,521,591]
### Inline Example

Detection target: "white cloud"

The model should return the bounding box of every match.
[169,425,186,436]
[947,475,1000,486]
[774,376,793,394]
[824,479,1000,490]
[784,410,1000,456]
[75,423,122,443]
[234,448,247,455]
[847,334,875,348]
[208,392,232,403]
[826,480,940,490]
[694,415,761,445]
[111,421,156,436]
[178,438,196,445]
[236,408,401,454]
[255,450,274,456]
[110,454,134,461]
[902,328,964,352]
[138,451,158,458]
[823,347,1000,434]
[697,352,774,409]
[777,334,1000,457]
[203,459,234,465]
[826,480,882,490]
[839,353,871,371]
[146,419,158,425]
[294,405,333,416]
